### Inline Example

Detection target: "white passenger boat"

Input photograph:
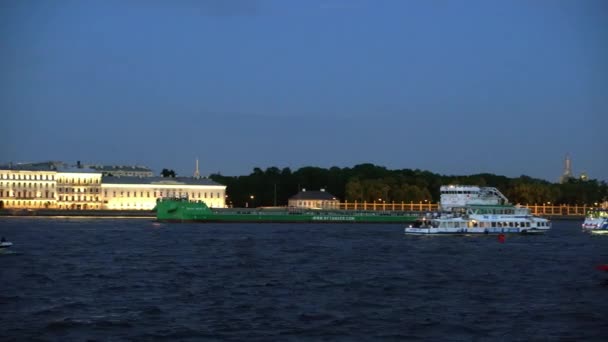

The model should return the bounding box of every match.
[582,208,608,234]
[405,185,551,235]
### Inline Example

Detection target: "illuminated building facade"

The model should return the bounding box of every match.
[0,162,226,210]
[55,168,103,209]
[288,189,340,209]
[101,177,226,210]
[0,164,57,209]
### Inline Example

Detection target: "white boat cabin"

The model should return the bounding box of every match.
[439,185,509,211]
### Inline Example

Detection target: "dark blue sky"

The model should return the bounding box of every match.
[2,0,606,181]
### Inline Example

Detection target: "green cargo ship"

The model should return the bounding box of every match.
[154,198,420,223]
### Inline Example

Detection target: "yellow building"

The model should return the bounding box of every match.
[0,163,226,210]
[56,167,103,209]
[0,164,57,209]
[101,177,226,210]
[288,189,340,209]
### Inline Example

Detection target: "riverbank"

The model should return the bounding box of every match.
[0,209,155,218]
[0,208,584,221]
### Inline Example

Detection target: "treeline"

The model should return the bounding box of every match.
[208,163,608,207]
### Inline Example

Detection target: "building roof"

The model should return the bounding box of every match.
[89,165,152,172]
[57,166,101,174]
[0,161,64,171]
[289,190,339,201]
[0,161,153,174]
[101,176,223,186]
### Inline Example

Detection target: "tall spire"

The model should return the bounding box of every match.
[194,158,200,178]
[560,153,573,183]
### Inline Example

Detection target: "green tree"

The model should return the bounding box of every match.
[161,169,176,178]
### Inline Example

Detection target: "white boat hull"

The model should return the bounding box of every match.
[581,209,608,234]
[404,227,548,235]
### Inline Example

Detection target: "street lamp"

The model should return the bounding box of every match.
[250,195,255,208]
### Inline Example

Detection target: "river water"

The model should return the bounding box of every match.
[1,218,607,341]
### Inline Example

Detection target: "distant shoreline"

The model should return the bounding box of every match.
[0,208,584,221]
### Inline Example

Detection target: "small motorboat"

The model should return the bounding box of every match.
[0,238,13,253]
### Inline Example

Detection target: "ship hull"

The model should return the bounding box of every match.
[155,200,418,224]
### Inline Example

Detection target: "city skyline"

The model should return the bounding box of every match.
[0,154,596,184]
[2,0,606,182]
